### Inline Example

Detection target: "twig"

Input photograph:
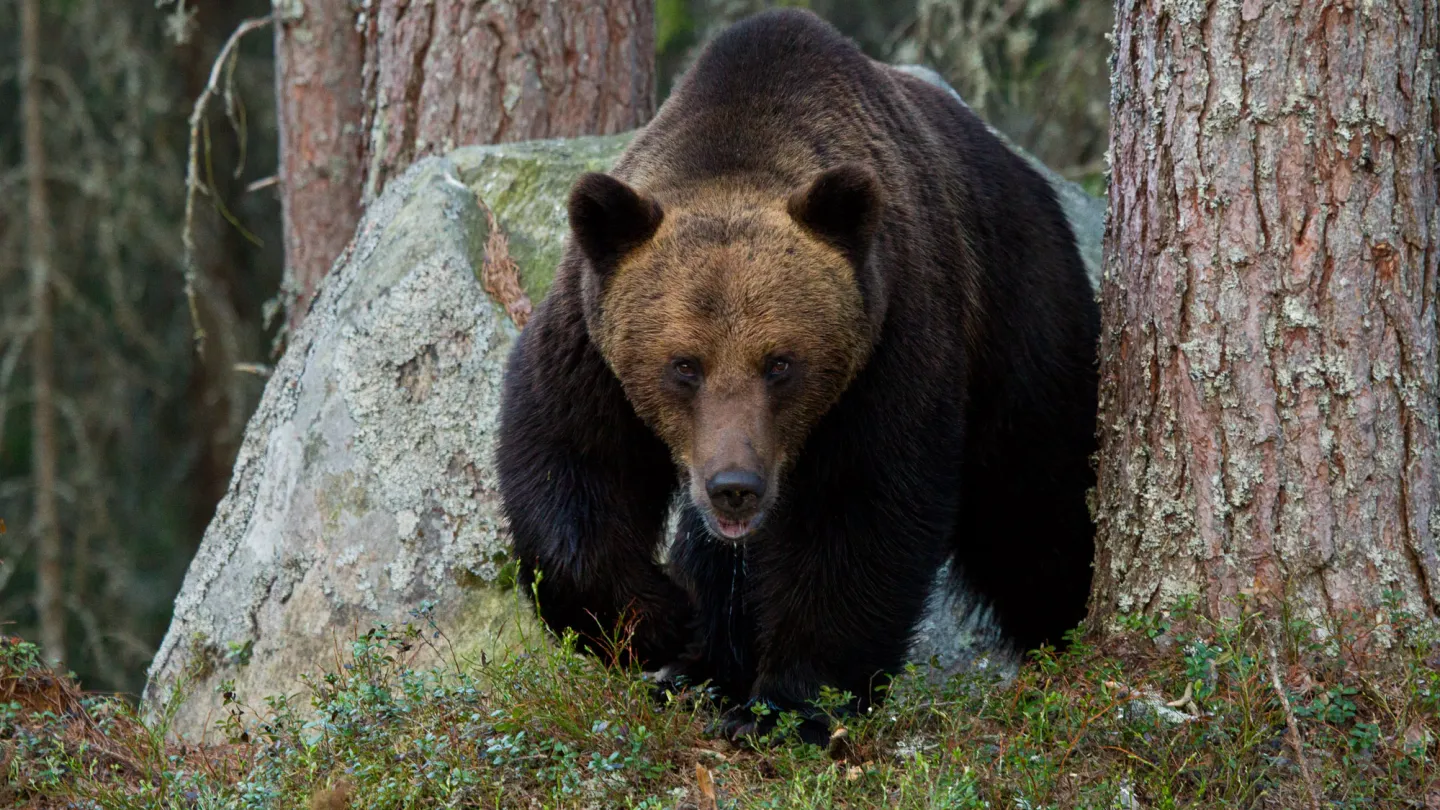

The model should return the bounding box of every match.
[232,362,273,378]
[1102,679,1198,723]
[182,14,273,353]
[1048,693,1126,806]
[245,175,279,193]
[1266,641,1322,810]
[0,325,33,457]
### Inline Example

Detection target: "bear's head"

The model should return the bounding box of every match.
[567,164,884,541]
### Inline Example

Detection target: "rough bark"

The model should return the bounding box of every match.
[21,0,63,668]
[273,0,657,336]
[358,0,656,204]
[273,0,368,337]
[144,69,1109,740]
[1091,0,1440,639]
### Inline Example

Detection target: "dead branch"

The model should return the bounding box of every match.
[181,14,273,353]
[1266,641,1322,810]
[245,174,279,193]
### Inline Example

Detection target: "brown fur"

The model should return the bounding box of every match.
[595,185,873,509]
[496,9,1100,741]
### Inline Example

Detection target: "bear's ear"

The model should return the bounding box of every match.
[787,163,882,266]
[568,172,664,276]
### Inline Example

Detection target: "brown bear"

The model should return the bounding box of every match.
[496,8,1099,742]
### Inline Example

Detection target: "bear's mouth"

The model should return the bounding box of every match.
[705,509,765,541]
[685,468,773,541]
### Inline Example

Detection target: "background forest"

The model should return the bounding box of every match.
[0,0,1111,697]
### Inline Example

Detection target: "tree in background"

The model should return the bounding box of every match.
[896,0,1111,183]
[0,0,282,690]
[271,0,364,340]
[19,0,62,667]
[275,0,656,335]
[1092,0,1438,640]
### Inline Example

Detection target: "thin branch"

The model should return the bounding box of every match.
[0,324,33,454]
[233,362,273,378]
[182,14,273,353]
[245,174,280,193]
[1266,641,1322,810]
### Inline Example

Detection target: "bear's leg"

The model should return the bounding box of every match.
[719,501,953,745]
[497,315,692,668]
[950,467,1095,653]
[949,399,1096,653]
[655,504,758,704]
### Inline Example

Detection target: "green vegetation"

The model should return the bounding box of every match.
[5,597,1437,809]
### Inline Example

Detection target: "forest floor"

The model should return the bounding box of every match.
[4,598,1439,809]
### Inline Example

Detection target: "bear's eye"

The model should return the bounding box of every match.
[765,357,791,380]
[672,359,700,380]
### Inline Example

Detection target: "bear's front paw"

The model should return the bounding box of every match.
[643,662,721,708]
[709,697,832,747]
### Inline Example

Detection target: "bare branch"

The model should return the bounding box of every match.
[233,362,273,378]
[245,174,279,193]
[182,14,273,354]
[1266,641,1322,810]
[0,326,33,465]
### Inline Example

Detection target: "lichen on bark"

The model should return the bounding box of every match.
[1091,0,1440,638]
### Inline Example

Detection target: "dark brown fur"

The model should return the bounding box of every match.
[497,9,1099,743]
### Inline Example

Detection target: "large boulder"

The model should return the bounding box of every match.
[144,72,1104,741]
[140,139,626,738]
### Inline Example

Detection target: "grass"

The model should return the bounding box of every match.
[3,596,1438,809]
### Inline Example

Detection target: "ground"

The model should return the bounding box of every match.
[3,598,1438,809]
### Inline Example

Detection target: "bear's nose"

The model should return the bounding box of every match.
[706,470,765,517]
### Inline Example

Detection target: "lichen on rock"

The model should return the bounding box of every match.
[142,157,541,739]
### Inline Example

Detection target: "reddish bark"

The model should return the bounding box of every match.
[358,0,655,202]
[272,0,656,336]
[273,0,367,336]
[1091,0,1440,637]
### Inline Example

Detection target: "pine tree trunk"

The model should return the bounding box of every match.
[273,0,368,337]
[274,0,655,334]
[358,0,655,203]
[20,0,64,667]
[1091,0,1440,638]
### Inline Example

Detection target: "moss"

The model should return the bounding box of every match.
[453,134,633,302]
[444,584,541,667]
[316,470,370,534]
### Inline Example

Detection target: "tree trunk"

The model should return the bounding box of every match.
[20,0,64,667]
[358,0,655,204]
[1091,0,1440,639]
[273,0,368,338]
[274,0,655,335]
